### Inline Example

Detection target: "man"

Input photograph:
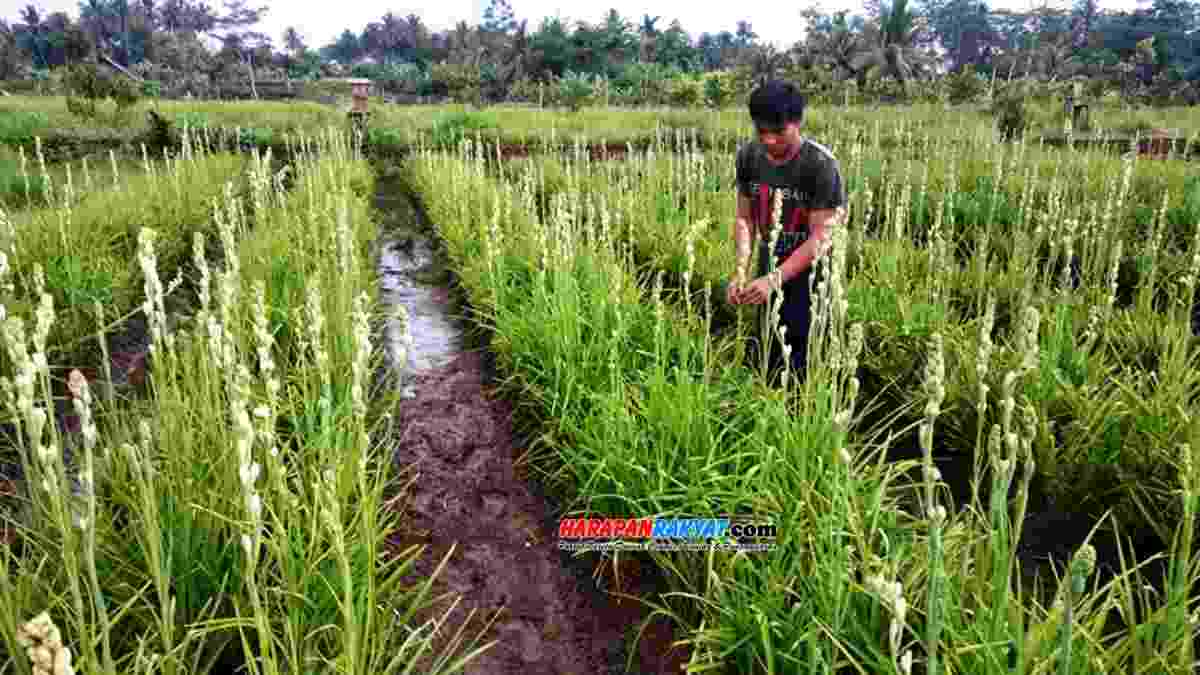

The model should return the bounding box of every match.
[727,79,847,385]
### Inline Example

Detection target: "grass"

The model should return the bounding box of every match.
[0,128,490,674]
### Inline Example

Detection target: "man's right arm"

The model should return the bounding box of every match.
[734,193,755,285]
[733,144,758,285]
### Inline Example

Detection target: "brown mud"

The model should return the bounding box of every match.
[376,163,693,674]
[1039,128,1198,160]
[388,350,690,674]
[493,142,635,161]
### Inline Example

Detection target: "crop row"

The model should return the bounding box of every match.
[0,132,478,674]
[406,142,1200,673]
[482,136,1200,537]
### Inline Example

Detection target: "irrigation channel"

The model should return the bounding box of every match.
[373,161,691,675]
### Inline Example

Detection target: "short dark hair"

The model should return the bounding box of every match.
[748,80,806,130]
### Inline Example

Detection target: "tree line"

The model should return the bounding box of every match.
[1,0,1197,104]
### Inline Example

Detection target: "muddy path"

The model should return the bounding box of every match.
[374,162,692,675]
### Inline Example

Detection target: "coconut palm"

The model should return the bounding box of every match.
[796,11,868,81]
[448,20,483,67]
[743,43,793,86]
[1026,30,1083,79]
[848,0,937,87]
[403,14,429,54]
[486,19,529,100]
[639,14,660,63]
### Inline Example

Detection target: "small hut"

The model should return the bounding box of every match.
[1144,128,1173,160]
[348,78,372,113]
[346,78,373,142]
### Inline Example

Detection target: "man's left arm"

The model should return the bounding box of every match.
[773,162,847,286]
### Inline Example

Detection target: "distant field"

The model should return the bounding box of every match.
[3,94,1200,153]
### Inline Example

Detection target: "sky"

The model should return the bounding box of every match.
[6,0,1148,51]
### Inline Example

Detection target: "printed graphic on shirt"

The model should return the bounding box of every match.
[735,139,846,254]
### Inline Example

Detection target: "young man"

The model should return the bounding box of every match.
[727,80,847,385]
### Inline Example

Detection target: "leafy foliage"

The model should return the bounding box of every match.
[62,62,141,121]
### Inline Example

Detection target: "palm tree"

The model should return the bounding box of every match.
[20,5,44,68]
[486,18,529,101]
[848,0,936,88]
[798,11,866,81]
[0,20,24,79]
[281,26,303,86]
[403,14,428,54]
[283,26,303,54]
[639,14,660,62]
[449,21,483,67]
[743,44,792,85]
[1025,30,1078,80]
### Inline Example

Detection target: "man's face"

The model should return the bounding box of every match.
[756,121,801,159]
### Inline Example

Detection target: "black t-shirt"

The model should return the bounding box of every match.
[735,138,846,256]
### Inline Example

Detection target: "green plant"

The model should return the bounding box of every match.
[0,132,490,675]
[44,254,114,306]
[0,155,47,207]
[428,111,497,148]
[429,62,483,105]
[61,63,141,121]
[109,76,141,115]
[945,65,988,105]
[404,120,1200,673]
[64,63,105,120]
[992,90,1027,141]
[703,72,736,109]
[558,72,595,113]
[141,79,162,99]
[0,111,49,145]
[668,77,705,108]
[174,111,212,132]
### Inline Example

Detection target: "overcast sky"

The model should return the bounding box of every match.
[6,0,1146,50]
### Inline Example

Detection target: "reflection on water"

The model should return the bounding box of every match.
[378,233,463,398]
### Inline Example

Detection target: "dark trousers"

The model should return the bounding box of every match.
[746,239,818,387]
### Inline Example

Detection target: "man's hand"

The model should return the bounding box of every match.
[737,275,777,305]
[726,281,743,305]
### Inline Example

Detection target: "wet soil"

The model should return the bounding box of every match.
[1039,130,1198,160]
[388,350,691,674]
[376,163,692,674]
[494,142,635,161]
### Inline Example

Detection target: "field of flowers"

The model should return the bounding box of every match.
[1,95,1200,674]
[404,119,1200,673]
[0,131,495,673]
